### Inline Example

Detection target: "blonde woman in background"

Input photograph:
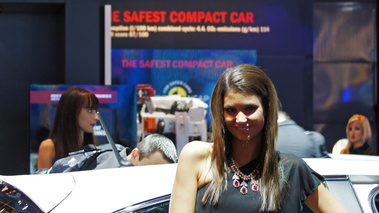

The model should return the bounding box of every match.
[340,114,377,155]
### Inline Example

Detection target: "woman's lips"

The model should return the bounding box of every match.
[236,125,250,132]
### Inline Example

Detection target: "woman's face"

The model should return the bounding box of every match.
[78,107,99,133]
[348,121,363,144]
[223,90,265,144]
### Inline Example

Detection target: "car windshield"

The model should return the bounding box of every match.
[115,194,170,213]
[1,180,43,213]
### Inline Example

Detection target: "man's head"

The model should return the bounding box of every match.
[127,134,178,166]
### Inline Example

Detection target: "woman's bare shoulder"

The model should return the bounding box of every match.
[181,141,212,159]
[37,139,55,170]
[39,139,54,151]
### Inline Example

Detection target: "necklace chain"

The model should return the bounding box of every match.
[230,157,260,194]
[230,157,259,181]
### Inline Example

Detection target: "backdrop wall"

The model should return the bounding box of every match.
[0,0,376,175]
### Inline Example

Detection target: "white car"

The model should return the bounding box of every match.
[1,154,379,213]
[0,163,177,213]
[305,154,379,213]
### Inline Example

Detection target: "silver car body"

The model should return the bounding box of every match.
[1,163,177,212]
[1,154,379,212]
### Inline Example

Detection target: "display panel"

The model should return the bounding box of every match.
[112,49,257,129]
[313,2,376,152]
[110,0,312,56]
[109,0,314,131]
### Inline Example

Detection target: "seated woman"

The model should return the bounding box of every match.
[37,86,99,170]
[339,114,377,155]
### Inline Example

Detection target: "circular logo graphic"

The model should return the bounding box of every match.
[168,86,187,97]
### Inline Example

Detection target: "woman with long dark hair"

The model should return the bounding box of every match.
[170,64,346,212]
[37,87,99,170]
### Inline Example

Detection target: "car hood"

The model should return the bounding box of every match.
[0,172,75,212]
[53,163,177,212]
[305,154,379,178]
[1,163,177,212]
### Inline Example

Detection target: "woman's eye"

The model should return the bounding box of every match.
[246,106,257,111]
[224,108,235,113]
[87,109,93,113]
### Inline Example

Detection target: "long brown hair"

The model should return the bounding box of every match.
[202,64,282,211]
[49,86,99,161]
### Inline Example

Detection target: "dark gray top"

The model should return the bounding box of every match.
[195,153,322,213]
